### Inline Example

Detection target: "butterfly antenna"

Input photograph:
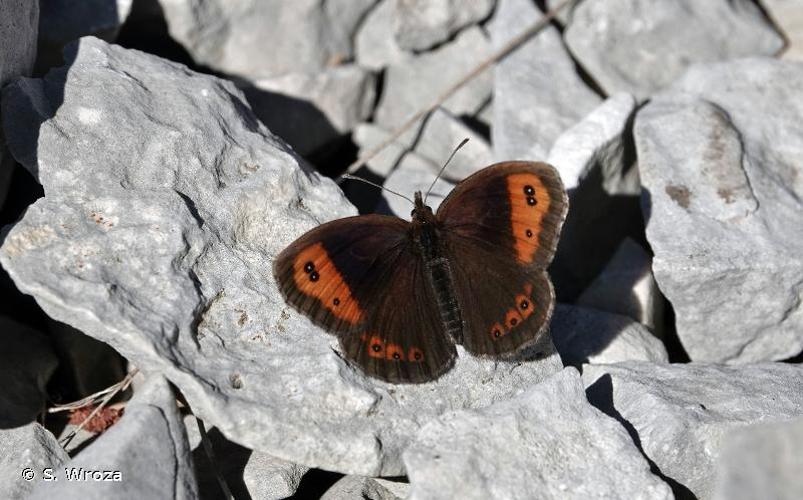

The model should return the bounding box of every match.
[424,138,470,204]
[341,174,416,205]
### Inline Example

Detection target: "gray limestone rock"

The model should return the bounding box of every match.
[712,416,803,500]
[564,0,785,99]
[0,36,563,476]
[576,238,664,333]
[0,0,38,207]
[551,304,668,366]
[413,107,493,183]
[547,92,639,195]
[242,65,376,156]
[635,58,803,363]
[30,375,198,499]
[355,0,410,71]
[0,317,58,428]
[393,0,496,51]
[158,0,376,79]
[352,122,419,178]
[763,0,803,61]
[322,476,409,500]
[374,26,492,130]
[491,0,601,160]
[404,368,673,500]
[382,150,453,219]
[0,423,68,499]
[354,107,491,205]
[242,452,309,500]
[583,362,803,499]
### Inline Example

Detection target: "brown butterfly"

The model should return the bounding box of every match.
[273,161,568,383]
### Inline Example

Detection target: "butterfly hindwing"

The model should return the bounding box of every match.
[340,250,457,383]
[445,236,556,356]
[273,215,456,383]
[436,162,568,356]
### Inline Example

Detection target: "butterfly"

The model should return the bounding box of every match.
[273,161,568,383]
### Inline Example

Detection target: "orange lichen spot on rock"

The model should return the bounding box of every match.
[506,173,552,264]
[292,242,363,324]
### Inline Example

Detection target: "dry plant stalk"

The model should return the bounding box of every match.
[340,0,578,178]
[59,368,139,447]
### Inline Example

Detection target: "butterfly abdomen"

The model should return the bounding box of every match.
[415,220,464,344]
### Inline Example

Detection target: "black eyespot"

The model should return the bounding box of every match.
[524,185,535,196]
[304,261,314,273]
[493,329,501,338]
[309,271,319,282]
[333,298,340,306]
[525,229,533,238]
[414,351,422,360]
[372,344,382,352]
[392,352,401,360]
[520,300,529,309]
[527,196,537,206]
[510,318,518,326]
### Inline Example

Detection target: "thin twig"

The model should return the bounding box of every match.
[339,0,577,178]
[60,368,139,447]
[49,380,128,413]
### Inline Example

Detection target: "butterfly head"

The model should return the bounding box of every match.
[411,191,435,224]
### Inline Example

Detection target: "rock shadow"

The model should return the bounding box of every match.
[549,162,646,303]
[585,374,698,500]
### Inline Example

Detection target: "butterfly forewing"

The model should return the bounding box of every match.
[436,162,568,356]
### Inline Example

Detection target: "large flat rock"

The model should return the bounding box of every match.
[712,416,803,500]
[491,0,601,160]
[0,36,562,476]
[583,361,803,499]
[635,58,803,363]
[404,368,673,500]
[374,26,492,131]
[393,0,495,51]
[242,65,376,156]
[158,0,376,79]
[564,0,784,98]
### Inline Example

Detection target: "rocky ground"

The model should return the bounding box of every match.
[0,0,802,499]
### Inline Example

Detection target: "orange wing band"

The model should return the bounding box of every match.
[293,242,364,325]
[506,173,552,264]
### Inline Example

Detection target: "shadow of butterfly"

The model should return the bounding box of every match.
[273,161,568,383]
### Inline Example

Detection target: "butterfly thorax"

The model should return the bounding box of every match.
[410,191,464,343]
